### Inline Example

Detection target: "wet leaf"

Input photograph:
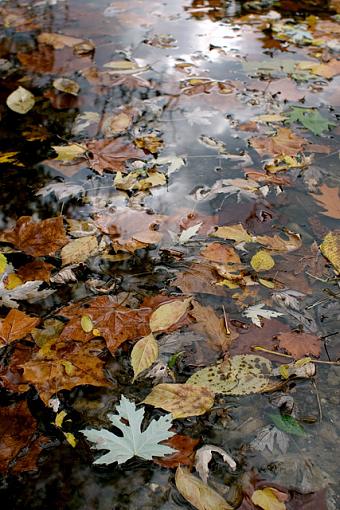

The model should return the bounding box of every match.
[80,315,93,333]
[0,309,39,346]
[175,466,232,510]
[86,138,145,175]
[269,413,306,437]
[150,298,191,333]
[81,395,175,464]
[0,151,23,166]
[61,235,98,266]
[36,182,85,201]
[154,434,199,468]
[277,331,321,358]
[0,280,55,308]
[17,261,54,283]
[286,107,335,136]
[320,231,340,273]
[6,86,35,114]
[143,383,214,418]
[178,223,202,244]
[244,304,284,327]
[251,487,287,510]
[251,250,275,272]
[186,355,273,396]
[195,445,236,484]
[1,216,68,257]
[131,333,159,381]
[250,128,307,156]
[52,144,86,161]
[37,32,86,49]
[53,78,80,96]
[213,224,253,243]
[313,186,340,220]
[0,254,7,274]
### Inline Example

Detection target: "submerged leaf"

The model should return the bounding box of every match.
[269,413,306,437]
[6,87,35,114]
[251,487,287,510]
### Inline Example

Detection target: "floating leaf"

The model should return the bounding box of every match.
[80,315,93,333]
[277,331,321,358]
[61,236,98,266]
[53,78,80,96]
[320,231,340,273]
[251,250,275,272]
[143,383,214,418]
[186,355,273,396]
[149,298,191,333]
[178,223,202,244]
[286,107,335,136]
[175,466,232,510]
[0,309,40,347]
[269,413,306,437]
[213,224,253,243]
[52,144,86,161]
[6,87,35,114]
[81,395,175,464]
[154,434,199,468]
[251,487,287,510]
[131,333,159,381]
[243,304,284,327]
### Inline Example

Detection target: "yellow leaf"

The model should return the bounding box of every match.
[320,231,340,274]
[61,235,98,266]
[0,253,7,274]
[251,250,275,272]
[64,432,77,447]
[251,488,287,510]
[259,278,275,288]
[175,466,232,510]
[6,86,35,114]
[213,224,253,243]
[150,298,191,333]
[81,315,93,333]
[143,383,214,418]
[61,360,75,376]
[0,151,23,166]
[52,144,86,161]
[53,78,80,96]
[279,365,290,379]
[131,333,159,381]
[55,410,67,428]
[254,114,287,123]
[5,273,23,289]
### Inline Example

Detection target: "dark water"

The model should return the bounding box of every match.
[0,0,339,509]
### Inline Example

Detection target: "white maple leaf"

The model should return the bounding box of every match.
[184,107,215,126]
[152,155,186,175]
[243,303,284,327]
[36,182,85,201]
[0,280,55,308]
[251,425,289,454]
[178,222,202,244]
[81,395,175,465]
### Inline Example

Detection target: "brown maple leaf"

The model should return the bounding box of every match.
[58,295,152,354]
[312,184,340,219]
[249,128,307,156]
[172,263,226,296]
[0,342,33,393]
[200,242,241,264]
[277,331,321,359]
[1,216,68,256]
[154,434,200,468]
[86,138,145,175]
[0,310,40,347]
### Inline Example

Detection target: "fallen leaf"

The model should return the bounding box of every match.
[277,331,321,358]
[52,144,86,161]
[37,32,86,50]
[154,434,199,468]
[251,250,275,272]
[178,223,202,244]
[297,59,340,79]
[320,231,340,273]
[53,78,80,96]
[61,235,98,266]
[0,151,23,166]
[213,224,253,243]
[17,261,54,283]
[1,216,68,256]
[0,309,39,346]
[200,243,241,264]
[0,280,55,308]
[6,86,35,114]
[173,263,226,296]
[150,298,191,333]
[251,487,287,510]
[131,333,159,381]
[86,138,145,175]
[313,185,340,219]
[286,107,335,136]
[186,355,274,395]
[175,466,232,510]
[143,383,214,418]
[134,134,163,154]
[250,128,307,156]
[244,304,284,327]
[195,445,236,484]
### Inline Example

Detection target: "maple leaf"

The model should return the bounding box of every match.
[86,138,145,175]
[0,309,39,347]
[251,425,289,454]
[81,395,175,464]
[154,434,199,468]
[312,185,340,220]
[250,128,307,156]
[286,107,335,136]
[0,216,68,257]
[277,331,321,359]
[243,304,284,327]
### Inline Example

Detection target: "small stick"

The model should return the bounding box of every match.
[312,379,323,422]
[253,346,340,365]
[222,305,231,334]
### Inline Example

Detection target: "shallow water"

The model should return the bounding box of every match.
[0,0,339,509]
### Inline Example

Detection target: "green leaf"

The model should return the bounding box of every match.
[268,413,306,437]
[81,395,175,464]
[286,107,335,136]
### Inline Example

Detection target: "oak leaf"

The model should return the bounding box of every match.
[0,309,39,346]
[1,216,68,256]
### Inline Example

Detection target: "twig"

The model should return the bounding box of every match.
[312,379,323,422]
[253,346,340,365]
[222,305,231,334]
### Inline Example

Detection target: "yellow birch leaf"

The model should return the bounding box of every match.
[52,144,86,161]
[320,231,340,274]
[0,254,8,274]
[251,250,275,272]
[150,298,191,333]
[131,333,159,381]
[55,410,67,428]
[143,383,214,418]
[175,466,233,510]
[81,315,93,333]
[251,488,287,510]
[64,432,77,447]
[213,224,253,243]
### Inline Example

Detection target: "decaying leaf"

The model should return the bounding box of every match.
[320,231,340,273]
[251,250,275,272]
[0,280,55,308]
[150,298,191,333]
[131,333,159,381]
[36,182,85,201]
[143,383,215,418]
[195,445,236,484]
[6,86,35,114]
[81,395,175,464]
[53,78,80,96]
[213,224,253,243]
[313,185,340,220]
[61,235,98,266]
[186,355,274,395]
[37,32,86,50]
[251,487,287,510]
[175,466,233,510]
[154,434,199,468]
[178,223,202,244]
[277,331,321,359]
[0,309,39,347]
[250,128,307,156]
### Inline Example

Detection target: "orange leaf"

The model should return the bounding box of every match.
[154,434,199,468]
[0,309,40,346]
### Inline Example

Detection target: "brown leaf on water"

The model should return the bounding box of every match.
[190,301,238,353]
[320,231,340,273]
[86,138,145,175]
[250,128,307,156]
[312,184,340,219]
[37,32,87,50]
[277,331,321,359]
[200,243,241,264]
[173,263,226,296]
[0,310,40,347]
[1,216,68,257]
[143,383,215,418]
[0,400,47,474]
[17,260,54,283]
[134,134,164,154]
[154,434,199,468]
[247,78,305,102]
[20,340,110,404]
[58,295,152,354]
